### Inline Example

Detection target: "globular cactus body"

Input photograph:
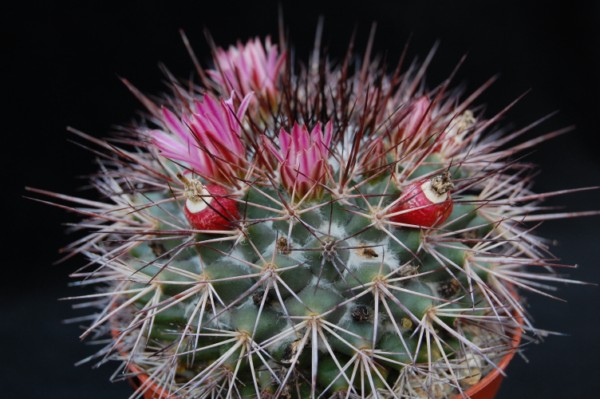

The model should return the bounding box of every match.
[45,33,593,399]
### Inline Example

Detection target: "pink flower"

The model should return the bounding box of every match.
[151,93,253,183]
[209,37,285,102]
[267,122,333,198]
[392,96,432,145]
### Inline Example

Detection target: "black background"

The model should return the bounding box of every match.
[3,1,600,398]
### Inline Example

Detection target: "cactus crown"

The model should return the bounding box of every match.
[39,33,591,399]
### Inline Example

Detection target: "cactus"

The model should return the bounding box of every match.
[38,33,596,399]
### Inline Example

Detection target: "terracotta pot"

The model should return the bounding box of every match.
[125,362,177,399]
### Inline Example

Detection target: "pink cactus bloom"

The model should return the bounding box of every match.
[267,122,333,198]
[209,37,285,101]
[393,96,432,144]
[151,92,252,182]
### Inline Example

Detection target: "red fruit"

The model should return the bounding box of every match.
[389,172,454,228]
[179,176,239,230]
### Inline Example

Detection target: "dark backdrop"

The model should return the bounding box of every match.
[3,1,599,398]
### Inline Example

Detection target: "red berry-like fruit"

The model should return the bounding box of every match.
[389,172,454,228]
[179,174,239,231]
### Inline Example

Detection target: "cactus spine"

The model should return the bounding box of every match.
[43,34,593,399]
